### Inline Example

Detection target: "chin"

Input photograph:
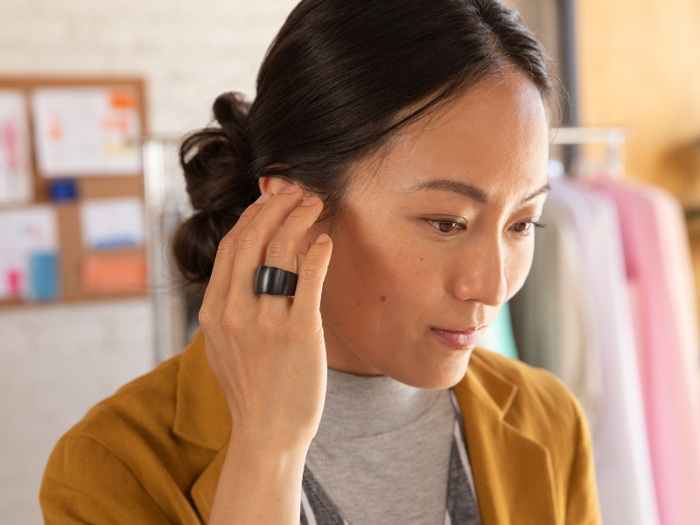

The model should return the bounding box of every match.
[385,349,474,390]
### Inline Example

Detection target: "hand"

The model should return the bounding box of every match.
[198,184,332,452]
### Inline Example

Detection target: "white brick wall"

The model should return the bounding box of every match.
[0,299,155,524]
[0,1,297,523]
[0,0,299,136]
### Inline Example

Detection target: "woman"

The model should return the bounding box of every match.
[40,0,601,523]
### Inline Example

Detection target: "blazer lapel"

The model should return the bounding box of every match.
[454,350,559,525]
[172,330,232,524]
[190,439,230,524]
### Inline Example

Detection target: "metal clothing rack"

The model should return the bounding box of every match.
[550,126,627,179]
[143,137,193,365]
[680,139,700,223]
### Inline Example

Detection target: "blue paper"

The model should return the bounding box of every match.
[49,179,78,202]
[28,251,60,301]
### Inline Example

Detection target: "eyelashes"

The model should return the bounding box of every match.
[514,221,546,236]
[426,219,466,234]
[425,219,546,236]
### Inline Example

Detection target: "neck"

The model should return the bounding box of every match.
[315,368,446,439]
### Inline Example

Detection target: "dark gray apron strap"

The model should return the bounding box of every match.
[301,465,347,525]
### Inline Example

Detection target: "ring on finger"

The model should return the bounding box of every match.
[253,265,298,296]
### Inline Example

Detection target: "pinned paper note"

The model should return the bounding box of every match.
[80,197,145,250]
[81,253,146,293]
[32,87,142,178]
[0,90,33,204]
[0,206,59,300]
[28,252,60,301]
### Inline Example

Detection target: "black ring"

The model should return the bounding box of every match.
[254,265,298,296]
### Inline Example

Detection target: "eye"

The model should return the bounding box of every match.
[512,221,545,236]
[426,219,466,235]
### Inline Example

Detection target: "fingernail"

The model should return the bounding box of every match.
[315,233,330,243]
[255,192,271,204]
[300,195,320,207]
[281,184,300,194]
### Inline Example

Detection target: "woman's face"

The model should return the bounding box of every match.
[270,71,550,389]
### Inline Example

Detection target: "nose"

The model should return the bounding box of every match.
[452,232,508,307]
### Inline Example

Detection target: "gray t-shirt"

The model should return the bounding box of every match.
[305,368,466,525]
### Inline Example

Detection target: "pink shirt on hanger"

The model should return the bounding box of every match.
[648,189,700,413]
[512,178,659,525]
[595,179,700,525]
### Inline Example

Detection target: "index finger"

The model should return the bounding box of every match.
[204,192,271,302]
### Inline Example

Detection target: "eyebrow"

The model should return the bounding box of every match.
[406,179,550,205]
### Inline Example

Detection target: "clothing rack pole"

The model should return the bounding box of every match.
[550,127,627,178]
[143,139,169,366]
[143,137,190,365]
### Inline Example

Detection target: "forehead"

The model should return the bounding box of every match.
[355,71,549,203]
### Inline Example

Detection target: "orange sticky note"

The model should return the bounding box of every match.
[81,253,147,293]
[110,89,137,110]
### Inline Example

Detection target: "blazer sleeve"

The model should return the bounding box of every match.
[40,434,173,525]
[564,396,602,525]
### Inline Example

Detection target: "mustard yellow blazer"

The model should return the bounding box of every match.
[40,330,602,524]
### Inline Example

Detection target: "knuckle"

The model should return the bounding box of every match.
[286,209,310,223]
[266,238,293,259]
[264,199,283,212]
[198,306,215,329]
[237,227,262,250]
[298,264,323,283]
[284,212,313,231]
[291,311,322,334]
[216,235,238,256]
[238,209,256,223]
[253,313,272,334]
[281,320,304,342]
[221,312,239,334]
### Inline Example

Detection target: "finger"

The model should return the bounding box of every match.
[258,195,324,316]
[204,192,270,303]
[289,233,333,325]
[229,185,306,305]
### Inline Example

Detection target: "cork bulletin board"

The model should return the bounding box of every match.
[0,76,148,306]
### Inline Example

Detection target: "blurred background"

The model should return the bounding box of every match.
[1,0,700,524]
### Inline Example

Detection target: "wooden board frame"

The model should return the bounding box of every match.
[0,76,148,307]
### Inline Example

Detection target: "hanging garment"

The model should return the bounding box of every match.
[594,179,700,525]
[648,188,700,414]
[566,179,659,525]
[510,186,601,423]
[511,178,660,525]
[300,391,480,525]
[476,301,519,359]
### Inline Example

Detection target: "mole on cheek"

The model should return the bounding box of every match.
[356,301,360,306]
[420,257,424,261]
[380,295,386,301]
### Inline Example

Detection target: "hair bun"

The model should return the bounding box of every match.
[172,208,240,284]
[173,92,259,284]
[213,92,251,163]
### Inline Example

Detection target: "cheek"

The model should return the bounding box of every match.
[320,218,435,328]
[505,238,536,299]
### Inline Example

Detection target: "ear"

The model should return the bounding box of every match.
[258,175,293,195]
[258,175,326,262]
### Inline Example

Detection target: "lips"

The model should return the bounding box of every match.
[431,327,481,349]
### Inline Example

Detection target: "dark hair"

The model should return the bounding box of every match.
[173,0,553,284]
